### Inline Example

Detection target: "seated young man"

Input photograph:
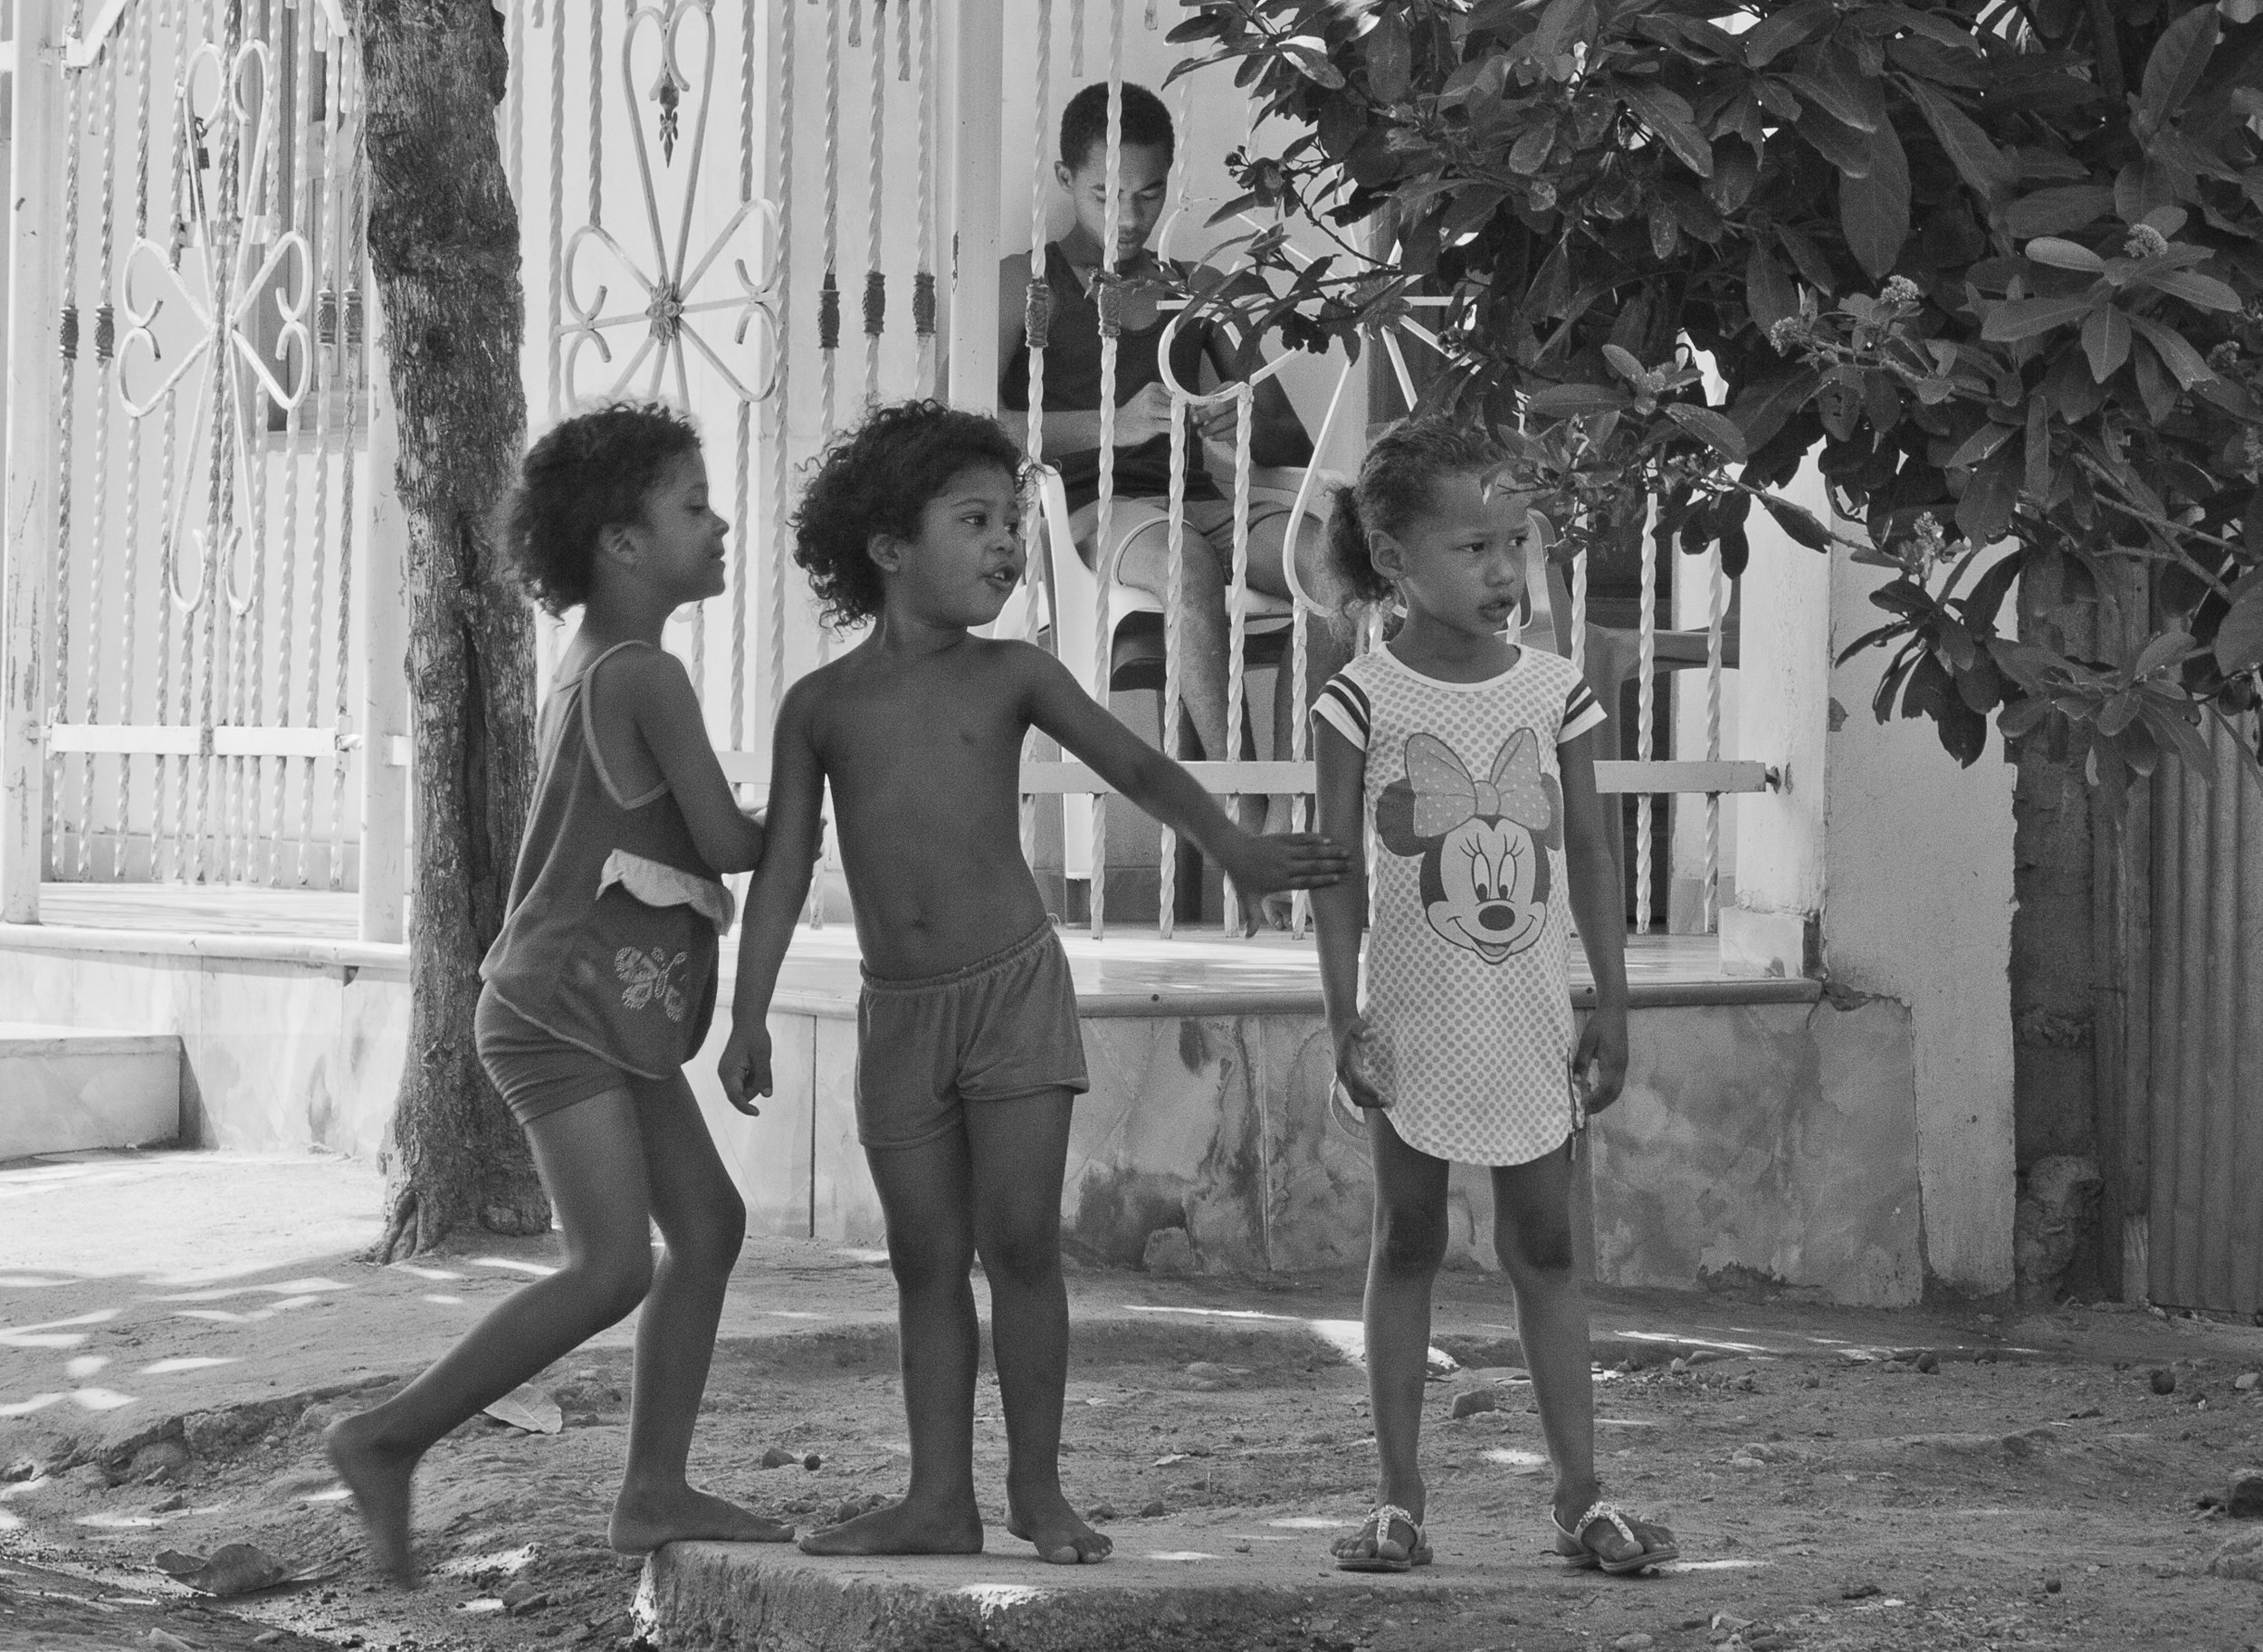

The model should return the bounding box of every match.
[998,81,1351,857]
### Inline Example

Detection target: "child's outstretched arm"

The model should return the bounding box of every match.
[717,678,826,1115]
[1017,645,1351,902]
[1309,719,1382,1107]
[1558,731,1630,1110]
[617,647,768,872]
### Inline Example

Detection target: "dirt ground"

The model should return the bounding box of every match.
[7,1294,2263,1650]
[5,1155,2263,1651]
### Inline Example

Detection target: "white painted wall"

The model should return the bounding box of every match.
[1726,458,2017,1294]
[1821,556,2017,1294]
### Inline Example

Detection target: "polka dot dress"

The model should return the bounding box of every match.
[1314,645,1606,1169]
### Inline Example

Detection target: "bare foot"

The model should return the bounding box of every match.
[323,1416,420,1589]
[796,1495,983,1557]
[1007,1488,1112,1565]
[609,1485,796,1554]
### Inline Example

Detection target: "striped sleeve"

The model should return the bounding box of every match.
[1561,674,1608,744]
[1312,673,1371,751]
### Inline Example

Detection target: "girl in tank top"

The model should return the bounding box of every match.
[325,404,795,1584]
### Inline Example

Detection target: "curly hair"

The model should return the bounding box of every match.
[1059,80,1174,172]
[790,400,1027,629]
[499,402,703,616]
[1324,416,1508,619]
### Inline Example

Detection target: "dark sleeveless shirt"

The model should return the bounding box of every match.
[479,641,726,1080]
[999,242,1225,513]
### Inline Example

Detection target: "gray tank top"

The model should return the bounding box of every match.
[480,640,730,1079]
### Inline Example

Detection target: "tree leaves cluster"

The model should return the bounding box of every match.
[1167,0,2263,788]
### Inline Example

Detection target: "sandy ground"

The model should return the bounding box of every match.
[4,1149,2262,1652]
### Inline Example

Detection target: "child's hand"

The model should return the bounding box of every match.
[718,1021,773,1116]
[1219,829,1351,901]
[1571,1011,1629,1114]
[1332,1016,1392,1111]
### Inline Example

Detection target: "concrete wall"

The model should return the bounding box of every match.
[1723,462,2018,1297]
[1821,559,2017,1295]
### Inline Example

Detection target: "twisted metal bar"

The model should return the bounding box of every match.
[863,0,885,406]
[302,12,346,883]
[1704,541,1725,932]
[1155,405,1190,935]
[53,3,89,881]
[1635,501,1657,934]
[769,0,797,750]
[819,0,841,441]
[1084,2,1124,937]
[80,43,123,876]
[545,0,565,416]
[1220,390,1254,934]
[328,99,365,890]
[119,0,158,877]
[912,0,935,393]
[277,0,323,884]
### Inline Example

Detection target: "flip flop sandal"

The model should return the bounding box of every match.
[1332,1504,1428,1572]
[1552,1501,1679,1576]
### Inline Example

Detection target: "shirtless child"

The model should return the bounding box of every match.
[719,402,1348,1564]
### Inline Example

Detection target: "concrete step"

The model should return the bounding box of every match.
[0,1024,182,1161]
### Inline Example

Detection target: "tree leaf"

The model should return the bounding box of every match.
[1956,452,2019,544]
[1798,106,1876,177]
[1744,0,1838,68]
[1365,14,1411,104]
[2132,630,2197,680]
[1508,122,1556,176]
[1947,419,2018,470]
[2125,312,2218,388]
[2002,185,2115,238]
[2081,305,2130,381]
[1620,82,1714,177]
[1758,492,1838,550]
[1281,43,1347,90]
[1524,382,1632,417]
[1840,119,1911,279]
[484,1384,564,1435]
[1665,402,1752,460]
[1731,367,1822,452]
[2023,235,2105,272]
[1602,343,1647,383]
[1746,244,1800,333]
[2138,268,2242,310]
[1904,80,2015,202]
[2215,581,2263,673]
[2139,3,2220,133]
[1980,295,2095,341]
[1782,68,1876,133]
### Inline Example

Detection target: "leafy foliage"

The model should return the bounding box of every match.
[1167,0,2263,788]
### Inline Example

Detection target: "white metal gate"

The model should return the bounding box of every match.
[3,0,371,909]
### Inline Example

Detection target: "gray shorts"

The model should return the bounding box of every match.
[855,924,1090,1151]
[475,987,632,1126]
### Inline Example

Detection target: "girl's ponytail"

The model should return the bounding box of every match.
[1324,479,1394,620]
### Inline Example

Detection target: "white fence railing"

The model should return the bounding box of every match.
[2,0,1769,941]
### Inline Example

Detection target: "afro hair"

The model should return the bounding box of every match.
[499,402,703,616]
[790,400,1026,629]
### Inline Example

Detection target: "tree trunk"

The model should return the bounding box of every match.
[359,0,547,1260]
[2007,546,2148,1302]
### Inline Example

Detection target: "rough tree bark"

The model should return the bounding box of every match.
[359,0,548,1259]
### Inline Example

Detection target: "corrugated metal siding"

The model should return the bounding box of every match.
[2146,710,2263,1315]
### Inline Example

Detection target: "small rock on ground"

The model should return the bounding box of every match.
[2209,1529,2263,1583]
[2228,1468,2263,1520]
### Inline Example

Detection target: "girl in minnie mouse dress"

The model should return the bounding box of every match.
[1306,417,1680,1579]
